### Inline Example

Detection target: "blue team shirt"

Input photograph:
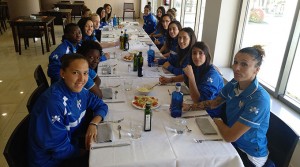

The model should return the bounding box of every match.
[47,40,79,82]
[184,65,224,117]
[158,37,178,65]
[85,68,97,90]
[220,78,270,157]
[143,13,157,34]
[28,80,108,167]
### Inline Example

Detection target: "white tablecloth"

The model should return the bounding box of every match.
[89,24,243,167]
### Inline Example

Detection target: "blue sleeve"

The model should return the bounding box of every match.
[166,55,188,76]
[84,76,95,90]
[86,91,108,118]
[100,53,107,62]
[33,98,80,160]
[158,58,167,65]
[198,70,224,101]
[220,79,236,99]
[47,45,67,82]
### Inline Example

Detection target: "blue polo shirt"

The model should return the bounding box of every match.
[85,68,97,90]
[220,78,270,157]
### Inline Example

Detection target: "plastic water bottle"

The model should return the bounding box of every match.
[147,44,155,67]
[170,83,183,118]
[113,14,117,27]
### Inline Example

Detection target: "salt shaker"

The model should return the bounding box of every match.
[128,64,131,72]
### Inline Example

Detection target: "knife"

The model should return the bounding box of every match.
[182,114,209,118]
[91,143,130,150]
[104,101,125,103]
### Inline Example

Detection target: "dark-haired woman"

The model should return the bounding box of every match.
[28,54,108,167]
[47,23,82,84]
[77,40,103,98]
[160,27,196,75]
[159,42,224,117]
[103,3,112,24]
[185,45,270,167]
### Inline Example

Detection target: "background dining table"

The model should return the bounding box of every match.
[88,23,244,167]
[9,15,56,53]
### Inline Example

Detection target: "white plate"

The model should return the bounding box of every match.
[131,97,160,110]
[123,56,133,62]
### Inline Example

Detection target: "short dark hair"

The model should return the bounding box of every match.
[144,4,151,11]
[60,53,88,70]
[77,40,103,57]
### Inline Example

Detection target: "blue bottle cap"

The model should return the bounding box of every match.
[175,83,181,87]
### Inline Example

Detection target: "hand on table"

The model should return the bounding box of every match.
[159,76,172,85]
[162,61,170,69]
[85,124,97,150]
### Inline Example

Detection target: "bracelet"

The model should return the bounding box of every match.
[89,122,98,126]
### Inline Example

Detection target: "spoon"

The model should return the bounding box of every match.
[117,125,122,139]
[114,90,118,99]
[186,125,192,132]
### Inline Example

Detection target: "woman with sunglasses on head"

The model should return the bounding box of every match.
[183,45,271,167]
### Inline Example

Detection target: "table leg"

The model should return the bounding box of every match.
[44,23,50,52]
[10,24,18,52]
[50,21,56,45]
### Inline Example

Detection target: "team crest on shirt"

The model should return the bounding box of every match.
[53,54,58,60]
[77,100,82,110]
[207,77,213,83]
[51,115,61,123]
[66,46,70,54]
[249,106,259,115]
[239,101,244,108]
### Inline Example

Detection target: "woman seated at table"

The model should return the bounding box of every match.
[156,6,166,21]
[28,54,108,167]
[143,4,157,35]
[82,8,92,18]
[48,23,82,84]
[160,42,224,117]
[95,7,107,28]
[103,3,112,24]
[158,27,196,76]
[183,45,271,167]
[77,17,114,60]
[157,20,182,59]
[77,40,103,98]
[150,14,172,50]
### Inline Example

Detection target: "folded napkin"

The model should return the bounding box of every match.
[96,123,113,143]
[102,88,113,99]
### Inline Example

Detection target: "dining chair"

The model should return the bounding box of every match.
[266,112,299,167]
[34,65,49,88]
[3,114,30,167]
[41,11,67,30]
[26,83,48,113]
[16,25,45,55]
[123,3,135,21]
[60,0,70,3]
[0,5,8,33]
[73,1,84,4]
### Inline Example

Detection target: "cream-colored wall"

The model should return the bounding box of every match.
[7,0,40,18]
[201,0,240,67]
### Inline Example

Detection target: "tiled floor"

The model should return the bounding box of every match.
[0,18,141,167]
[0,23,63,167]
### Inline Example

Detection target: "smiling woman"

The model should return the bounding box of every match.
[28,54,108,167]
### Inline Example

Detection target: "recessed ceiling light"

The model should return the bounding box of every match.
[20,91,24,94]
[2,113,7,116]
[0,80,3,83]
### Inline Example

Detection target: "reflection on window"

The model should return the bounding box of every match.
[286,45,300,104]
[173,0,182,21]
[241,0,297,89]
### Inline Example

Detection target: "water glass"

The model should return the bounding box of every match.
[124,79,133,91]
[173,118,187,134]
[130,122,142,139]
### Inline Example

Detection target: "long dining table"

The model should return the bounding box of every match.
[9,16,56,53]
[89,23,244,167]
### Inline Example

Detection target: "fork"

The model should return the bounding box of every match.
[193,138,223,143]
[103,118,124,123]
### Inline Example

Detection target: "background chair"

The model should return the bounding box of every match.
[16,25,45,55]
[26,83,48,113]
[267,112,299,167]
[34,65,49,88]
[3,115,30,167]
[40,11,67,30]
[123,3,135,21]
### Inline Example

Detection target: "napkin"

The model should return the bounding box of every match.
[102,88,113,99]
[96,123,113,143]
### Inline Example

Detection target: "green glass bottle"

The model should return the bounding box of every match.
[144,102,152,131]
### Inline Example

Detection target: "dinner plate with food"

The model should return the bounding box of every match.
[132,96,160,110]
[123,54,134,62]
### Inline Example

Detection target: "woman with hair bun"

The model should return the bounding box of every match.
[184,45,271,167]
